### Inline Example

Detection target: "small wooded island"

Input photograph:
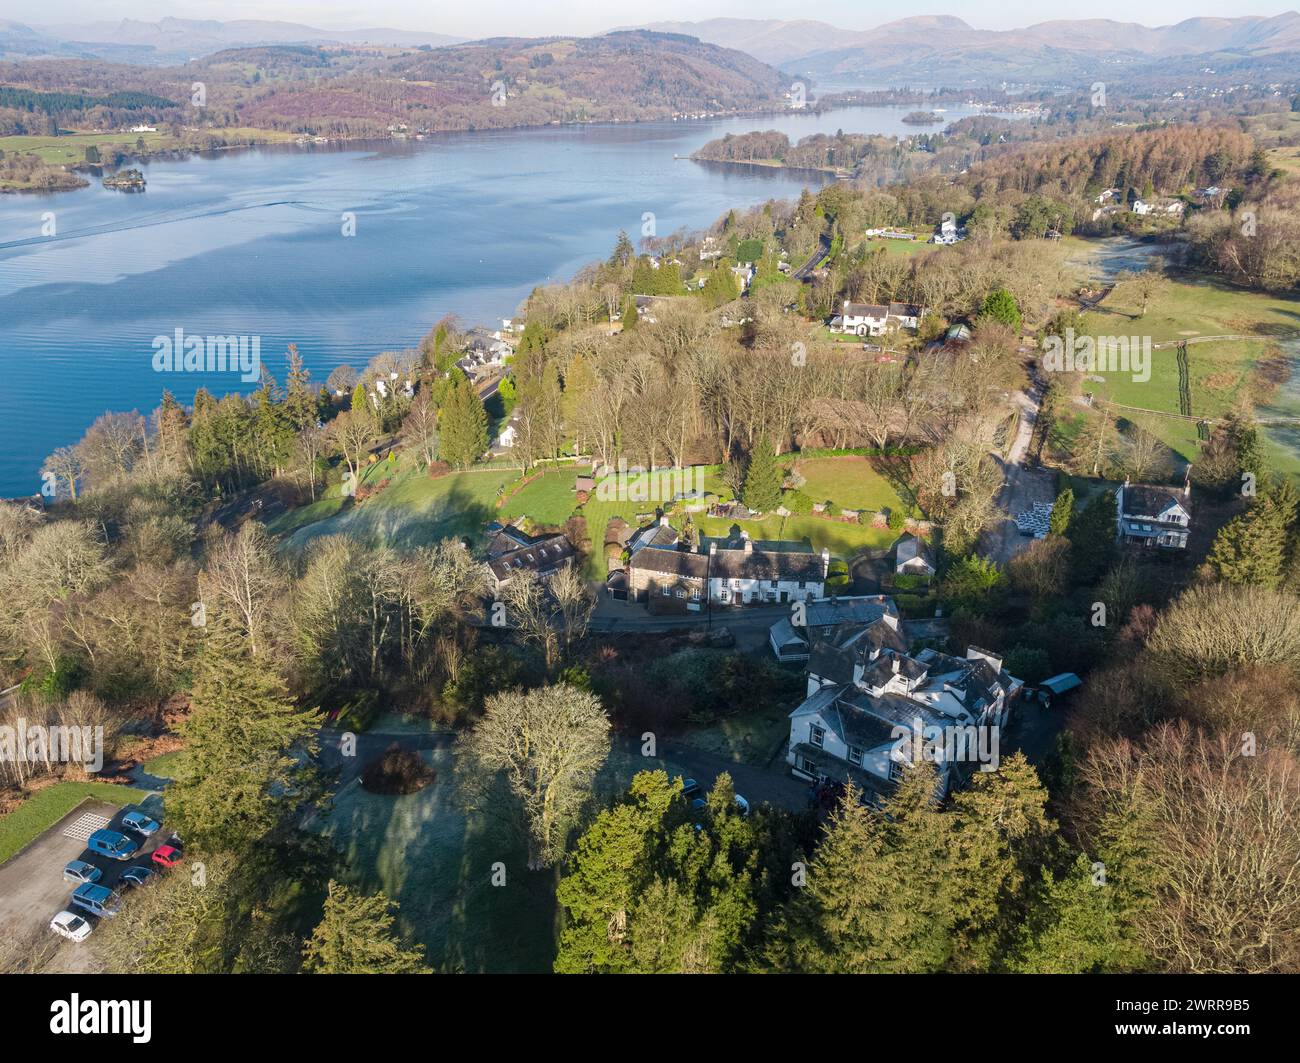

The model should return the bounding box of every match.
[103,168,146,192]
[901,110,944,124]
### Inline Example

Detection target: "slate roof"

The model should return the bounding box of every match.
[1122,485,1188,524]
[860,649,930,690]
[486,535,575,582]
[843,302,890,318]
[805,618,907,685]
[628,546,709,580]
[630,543,826,583]
[895,533,935,570]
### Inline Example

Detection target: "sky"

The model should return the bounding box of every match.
[6,1,1298,38]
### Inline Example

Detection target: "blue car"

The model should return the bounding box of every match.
[121,811,160,837]
[71,883,122,918]
[86,828,139,862]
[120,865,156,888]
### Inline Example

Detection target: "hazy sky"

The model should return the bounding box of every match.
[7,1,1299,38]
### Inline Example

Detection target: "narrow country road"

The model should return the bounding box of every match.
[980,374,1057,565]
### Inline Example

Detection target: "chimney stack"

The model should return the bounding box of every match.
[1184,464,1193,499]
[821,547,830,577]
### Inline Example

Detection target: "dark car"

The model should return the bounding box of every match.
[121,865,157,888]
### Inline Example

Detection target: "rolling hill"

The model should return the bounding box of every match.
[624,13,1300,85]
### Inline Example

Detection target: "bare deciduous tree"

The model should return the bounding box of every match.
[458,684,611,869]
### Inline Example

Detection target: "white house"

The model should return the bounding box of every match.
[1133,199,1185,217]
[497,420,518,449]
[787,645,1021,797]
[1116,478,1191,549]
[834,301,926,337]
[627,532,829,610]
[930,216,964,245]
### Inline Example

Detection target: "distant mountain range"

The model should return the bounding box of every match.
[4,13,1300,86]
[0,16,463,64]
[630,13,1300,84]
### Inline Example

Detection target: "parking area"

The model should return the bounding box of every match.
[0,795,169,968]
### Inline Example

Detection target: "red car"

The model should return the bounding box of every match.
[151,845,182,868]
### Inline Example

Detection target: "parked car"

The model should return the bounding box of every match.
[62,860,102,886]
[679,777,701,800]
[70,883,122,918]
[49,910,93,942]
[152,844,182,868]
[120,865,156,888]
[121,811,160,837]
[733,794,751,817]
[86,829,139,862]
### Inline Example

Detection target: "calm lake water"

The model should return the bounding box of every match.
[0,103,1006,497]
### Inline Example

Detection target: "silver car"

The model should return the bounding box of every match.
[61,860,102,885]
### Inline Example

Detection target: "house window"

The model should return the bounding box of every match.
[675,589,686,599]
[690,590,701,601]
[799,755,821,776]
[810,724,825,749]
[719,590,730,603]
[848,746,863,766]
[770,580,777,588]
[731,579,740,589]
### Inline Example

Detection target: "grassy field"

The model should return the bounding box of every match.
[498,467,579,527]
[268,450,909,577]
[318,730,698,972]
[0,782,151,865]
[792,455,908,512]
[676,700,794,765]
[141,751,184,779]
[0,127,296,166]
[321,747,556,973]
[1248,110,1300,174]
[1078,275,1300,470]
[275,460,516,553]
[857,236,931,258]
[573,459,900,578]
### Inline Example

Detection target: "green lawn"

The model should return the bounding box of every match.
[499,468,580,527]
[318,732,699,972]
[278,460,515,553]
[141,751,185,779]
[1077,276,1300,467]
[677,701,793,766]
[0,782,151,865]
[693,512,894,556]
[792,455,908,512]
[270,454,907,574]
[0,127,296,166]
[575,462,899,578]
[321,747,556,973]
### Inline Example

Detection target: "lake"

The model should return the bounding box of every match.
[0,103,1007,497]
